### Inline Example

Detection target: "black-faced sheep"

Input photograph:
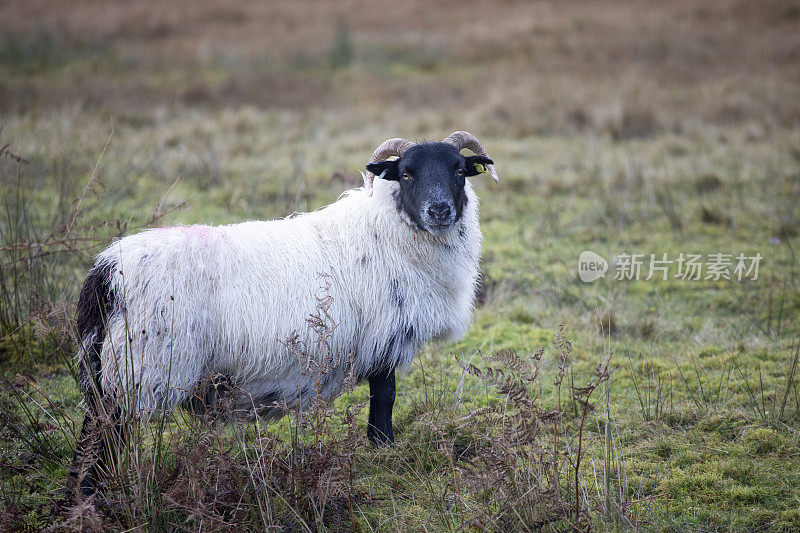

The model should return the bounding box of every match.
[70,131,497,496]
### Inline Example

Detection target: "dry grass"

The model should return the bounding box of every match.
[2,0,799,129]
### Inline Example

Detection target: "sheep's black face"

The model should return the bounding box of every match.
[366,142,492,234]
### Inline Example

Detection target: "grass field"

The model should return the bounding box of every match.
[2,0,800,530]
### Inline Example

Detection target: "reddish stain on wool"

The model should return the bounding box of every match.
[150,224,218,242]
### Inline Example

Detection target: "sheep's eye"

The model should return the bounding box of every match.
[456,168,465,177]
[402,172,412,181]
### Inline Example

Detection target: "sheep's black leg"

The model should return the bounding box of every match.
[368,369,395,446]
[70,402,122,499]
[69,345,123,501]
[188,373,235,418]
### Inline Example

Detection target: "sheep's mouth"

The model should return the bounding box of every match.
[424,220,455,234]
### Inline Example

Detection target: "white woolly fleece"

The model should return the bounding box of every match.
[91,177,482,414]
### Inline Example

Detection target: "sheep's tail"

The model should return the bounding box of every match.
[75,261,115,404]
[65,260,121,502]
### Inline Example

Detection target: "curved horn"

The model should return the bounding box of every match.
[363,138,414,196]
[442,131,499,183]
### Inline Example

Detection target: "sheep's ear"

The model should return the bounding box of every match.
[464,156,494,177]
[366,160,400,181]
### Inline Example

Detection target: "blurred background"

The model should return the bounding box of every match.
[2,1,800,530]
[3,0,799,148]
[1,0,798,225]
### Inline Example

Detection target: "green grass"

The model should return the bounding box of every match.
[3,107,798,531]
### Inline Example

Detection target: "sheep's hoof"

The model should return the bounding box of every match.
[367,426,395,447]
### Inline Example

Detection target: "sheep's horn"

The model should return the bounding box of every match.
[442,131,499,183]
[364,138,414,196]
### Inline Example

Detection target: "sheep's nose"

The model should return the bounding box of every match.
[427,202,451,221]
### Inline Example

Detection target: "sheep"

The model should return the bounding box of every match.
[68,131,498,497]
